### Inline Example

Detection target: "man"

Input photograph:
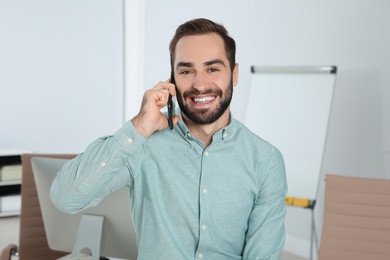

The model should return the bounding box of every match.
[51,18,287,260]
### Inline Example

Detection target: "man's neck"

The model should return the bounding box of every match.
[183,110,231,147]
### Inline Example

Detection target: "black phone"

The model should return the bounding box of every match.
[168,73,175,130]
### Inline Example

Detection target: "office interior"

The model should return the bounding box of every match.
[1,1,390,260]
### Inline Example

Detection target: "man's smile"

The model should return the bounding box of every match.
[192,96,216,104]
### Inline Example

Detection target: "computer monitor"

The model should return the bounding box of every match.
[31,157,138,260]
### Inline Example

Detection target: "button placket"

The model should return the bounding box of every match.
[197,147,212,259]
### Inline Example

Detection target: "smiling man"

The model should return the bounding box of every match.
[51,18,287,260]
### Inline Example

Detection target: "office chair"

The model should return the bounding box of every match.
[1,153,76,260]
[318,174,390,260]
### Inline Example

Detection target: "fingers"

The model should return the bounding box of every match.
[153,79,176,96]
[149,80,176,109]
[132,80,178,137]
[142,80,176,111]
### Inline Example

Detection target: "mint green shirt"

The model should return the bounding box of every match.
[50,115,287,260]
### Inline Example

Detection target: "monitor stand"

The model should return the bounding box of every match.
[71,214,104,260]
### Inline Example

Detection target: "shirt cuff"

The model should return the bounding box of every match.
[113,120,147,155]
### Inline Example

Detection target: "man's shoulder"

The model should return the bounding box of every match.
[232,119,272,144]
[231,118,282,155]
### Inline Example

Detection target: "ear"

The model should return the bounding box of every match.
[232,63,239,86]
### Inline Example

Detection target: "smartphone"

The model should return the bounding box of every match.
[168,73,175,130]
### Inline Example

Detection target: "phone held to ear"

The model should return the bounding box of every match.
[168,73,175,130]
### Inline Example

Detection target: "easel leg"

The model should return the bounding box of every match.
[310,208,319,260]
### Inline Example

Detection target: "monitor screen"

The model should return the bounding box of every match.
[31,157,138,260]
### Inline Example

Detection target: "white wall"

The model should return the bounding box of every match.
[142,0,390,258]
[0,0,124,154]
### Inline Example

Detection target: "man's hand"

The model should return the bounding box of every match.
[131,80,180,138]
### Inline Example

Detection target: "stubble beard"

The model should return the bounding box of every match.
[176,80,233,125]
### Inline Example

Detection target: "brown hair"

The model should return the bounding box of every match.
[169,18,236,72]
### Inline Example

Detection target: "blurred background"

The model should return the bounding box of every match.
[1,1,389,259]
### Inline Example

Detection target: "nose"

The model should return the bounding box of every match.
[193,73,208,91]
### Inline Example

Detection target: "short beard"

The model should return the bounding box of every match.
[176,81,233,125]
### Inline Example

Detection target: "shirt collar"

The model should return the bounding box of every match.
[175,108,236,145]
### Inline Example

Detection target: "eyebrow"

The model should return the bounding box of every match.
[176,59,227,70]
[176,62,193,69]
[204,59,226,67]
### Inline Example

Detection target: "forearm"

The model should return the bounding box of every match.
[243,196,286,260]
[50,121,146,213]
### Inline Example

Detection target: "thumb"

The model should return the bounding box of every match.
[172,115,180,126]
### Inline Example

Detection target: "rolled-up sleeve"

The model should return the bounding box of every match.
[50,120,146,214]
[243,147,287,260]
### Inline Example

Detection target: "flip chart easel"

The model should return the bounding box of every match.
[245,66,337,259]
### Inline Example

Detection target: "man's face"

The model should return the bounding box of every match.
[173,33,239,125]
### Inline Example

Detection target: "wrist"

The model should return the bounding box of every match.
[131,116,151,138]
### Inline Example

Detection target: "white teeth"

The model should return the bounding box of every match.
[193,96,215,103]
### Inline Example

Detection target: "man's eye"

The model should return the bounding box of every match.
[180,70,191,75]
[209,67,219,73]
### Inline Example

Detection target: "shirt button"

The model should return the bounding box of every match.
[204,151,209,156]
[198,253,203,258]
[127,138,133,143]
[201,224,207,230]
[101,162,106,167]
[187,132,192,138]
[223,133,228,139]
[202,188,207,194]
